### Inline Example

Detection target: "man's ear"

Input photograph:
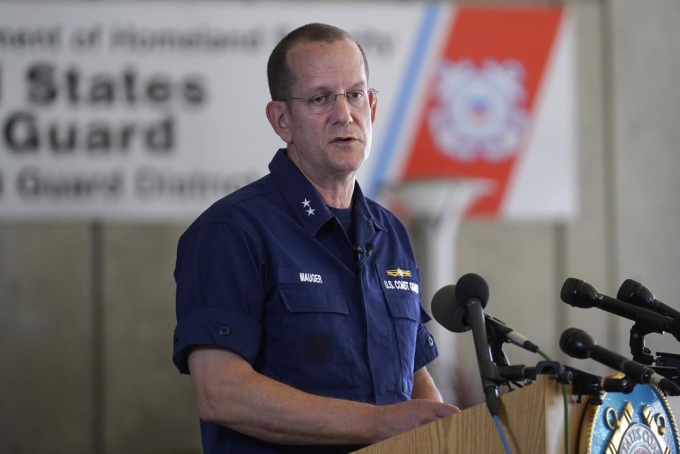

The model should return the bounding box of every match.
[370,97,378,124]
[266,101,293,144]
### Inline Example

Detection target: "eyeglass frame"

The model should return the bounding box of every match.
[279,88,379,113]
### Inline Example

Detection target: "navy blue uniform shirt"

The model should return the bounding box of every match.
[173,149,438,453]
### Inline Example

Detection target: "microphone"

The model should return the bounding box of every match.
[431,285,540,353]
[485,315,540,353]
[454,273,500,416]
[560,278,673,335]
[352,242,374,265]
[352,242,374,256]
[617,279,680,319]
[431,284,469,333]
[559,327,680,395]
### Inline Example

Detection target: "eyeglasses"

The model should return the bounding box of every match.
[281,89,379,114]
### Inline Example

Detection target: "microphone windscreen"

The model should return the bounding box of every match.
[616,279,680,318]
[560,278,583,304]
[560,278,599,309]
[617,279,644,303]
[431,285,470,333]
[455,273,489,309]
[559,327,594,359]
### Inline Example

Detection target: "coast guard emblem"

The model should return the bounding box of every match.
[428,59,528,162]
[580,375,679,454]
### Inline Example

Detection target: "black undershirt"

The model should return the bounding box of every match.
[328,203,355,245]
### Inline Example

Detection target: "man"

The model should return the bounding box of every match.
[172,23,459,453]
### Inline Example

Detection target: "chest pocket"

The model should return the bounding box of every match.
[376,264,421,395]
[276,269,354,391]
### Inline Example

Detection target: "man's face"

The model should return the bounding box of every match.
[282,39,376,183]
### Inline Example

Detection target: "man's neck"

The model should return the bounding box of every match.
[287,149,356,208]
[311,179,355,208]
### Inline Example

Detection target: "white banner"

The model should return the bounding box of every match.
[0,3,575,221]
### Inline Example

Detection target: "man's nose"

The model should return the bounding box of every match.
[331,93,353,123]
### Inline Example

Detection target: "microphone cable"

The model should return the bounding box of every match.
[493,413,512,454]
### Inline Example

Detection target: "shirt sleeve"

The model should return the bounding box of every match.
[413,306,439,372]
[172,220,267,374]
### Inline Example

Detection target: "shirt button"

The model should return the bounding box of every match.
[427,336,434,347]
[218,326,231,336]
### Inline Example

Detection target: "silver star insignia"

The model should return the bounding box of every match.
[301,198,311,208]
[306,207,316,216]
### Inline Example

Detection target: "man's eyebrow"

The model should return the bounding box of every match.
[303,81,368,94]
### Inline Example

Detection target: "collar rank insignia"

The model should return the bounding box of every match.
[301,198,315,216]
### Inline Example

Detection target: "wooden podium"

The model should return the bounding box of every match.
[353,376,589,454]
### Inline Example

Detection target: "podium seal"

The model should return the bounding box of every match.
[580,375,680,454]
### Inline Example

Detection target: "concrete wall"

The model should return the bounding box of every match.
[2,0,680,452]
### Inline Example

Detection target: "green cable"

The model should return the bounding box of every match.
[537,349,569,454]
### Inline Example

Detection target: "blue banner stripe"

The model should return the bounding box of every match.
[368,3,441,198]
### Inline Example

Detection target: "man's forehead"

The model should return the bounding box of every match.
[286,39,366,82]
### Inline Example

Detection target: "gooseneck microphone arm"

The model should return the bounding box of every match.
[455,273,500,416]
[467,297,501,414]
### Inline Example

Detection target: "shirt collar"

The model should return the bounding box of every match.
[268,148,386,237]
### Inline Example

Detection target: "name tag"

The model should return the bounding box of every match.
[299,272,323,284]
